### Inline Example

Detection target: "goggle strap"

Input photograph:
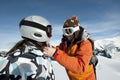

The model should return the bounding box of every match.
[71,26,79,32]
[19,20,48,32]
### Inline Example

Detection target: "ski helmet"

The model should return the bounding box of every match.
[63,16,80,36]
[19,15,52,42]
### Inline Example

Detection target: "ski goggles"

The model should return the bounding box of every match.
[63,26,79,36]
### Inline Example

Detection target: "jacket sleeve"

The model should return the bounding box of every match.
[53,40,93,74]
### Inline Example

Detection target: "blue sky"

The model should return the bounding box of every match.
[0,0,120,49]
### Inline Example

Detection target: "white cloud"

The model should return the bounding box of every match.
[82,12,120,39]
[84,21,120,34]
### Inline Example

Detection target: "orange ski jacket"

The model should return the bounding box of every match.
[53,39,96,80]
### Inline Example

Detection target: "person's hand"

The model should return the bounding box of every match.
[43,47,56,57]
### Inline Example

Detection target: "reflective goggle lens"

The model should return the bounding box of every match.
[63,26,79,36]
[64,28,73,35]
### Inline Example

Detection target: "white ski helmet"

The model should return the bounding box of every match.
[19,15,52,42]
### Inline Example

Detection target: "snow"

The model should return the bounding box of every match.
[52,56,120,80]
[95,36,120,49]
[52,61,69,80]
[96,56,120,80]
[0,36,120,80]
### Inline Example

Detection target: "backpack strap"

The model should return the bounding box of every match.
[88,38,98,80]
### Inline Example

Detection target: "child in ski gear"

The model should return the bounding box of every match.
[0,15,55,80]
[43,16,96,80]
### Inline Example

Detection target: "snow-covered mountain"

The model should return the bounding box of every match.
[95,36,120,49]
[94,36,120,59]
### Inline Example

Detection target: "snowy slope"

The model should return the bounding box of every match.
[52,56,120,80]
[96,56,120,80]
[52,61,69,80]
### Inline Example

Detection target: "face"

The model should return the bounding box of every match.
[65,34,74,41]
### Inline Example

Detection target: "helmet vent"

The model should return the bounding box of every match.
[34,33,42,37]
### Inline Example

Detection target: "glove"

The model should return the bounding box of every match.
[43,47,56,57]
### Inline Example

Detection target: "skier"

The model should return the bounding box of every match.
[43,16,96,80]
[0,15,55,80]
